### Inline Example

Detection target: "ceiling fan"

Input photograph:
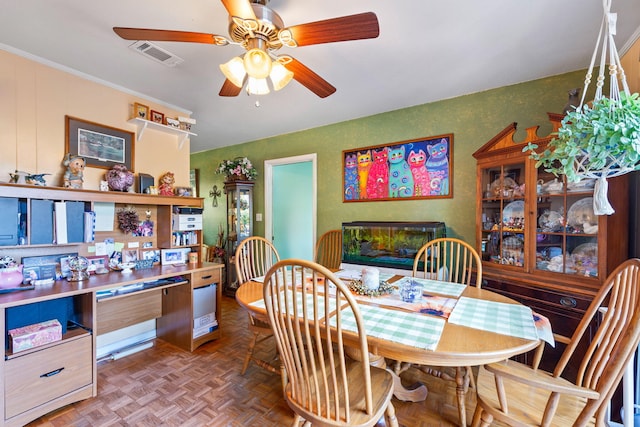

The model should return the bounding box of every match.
[113,0,379,98]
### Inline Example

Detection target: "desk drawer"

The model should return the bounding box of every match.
[192,268,221,288]
[97,289,162,335]
[172,215,202,231]
[5,335,92,418]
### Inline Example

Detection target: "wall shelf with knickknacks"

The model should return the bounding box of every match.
[128,118,197,149]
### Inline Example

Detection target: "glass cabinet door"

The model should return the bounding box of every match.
[480,163,526,267]
[535,170,598,277]
[226,184,253,247]
[236,187,252,242]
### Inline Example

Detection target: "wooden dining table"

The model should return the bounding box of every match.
[235,274,541,427]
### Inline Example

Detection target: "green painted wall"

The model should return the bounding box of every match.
[191,70,586,249]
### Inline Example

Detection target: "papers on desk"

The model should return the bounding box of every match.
[332,304,445,351]
[447,297,539,341]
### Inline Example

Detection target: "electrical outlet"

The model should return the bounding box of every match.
[256,213,263,221]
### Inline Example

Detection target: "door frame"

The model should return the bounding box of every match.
[264,153,317,249]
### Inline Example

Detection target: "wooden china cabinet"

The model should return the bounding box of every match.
[473,113,629,377]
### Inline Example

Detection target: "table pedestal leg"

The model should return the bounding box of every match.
[346,348,428,402]
[455,366,468,427]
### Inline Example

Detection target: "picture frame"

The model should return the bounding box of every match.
[86,255,109,274]
[65,115,135,171]
[150,110,164,124]
[342,134,454,202]
[122,249,139,263]
[142,249,161,264]
[174,186,193,197]
[165,117,180,128]
[134,102,149,120]
[161,249,186,265]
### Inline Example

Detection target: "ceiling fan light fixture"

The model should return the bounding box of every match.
[247,77,270,95]
[270,61,293,91]
[243,48,272,79]
[219,56,246,88]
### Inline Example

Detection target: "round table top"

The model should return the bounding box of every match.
[235,278,540,367]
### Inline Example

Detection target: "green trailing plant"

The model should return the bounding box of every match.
[524,91,640,183]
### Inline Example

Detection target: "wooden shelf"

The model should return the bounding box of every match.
[128,117,196,149]
[0,183,203,207]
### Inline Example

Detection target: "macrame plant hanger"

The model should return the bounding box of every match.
[572,0,632,215]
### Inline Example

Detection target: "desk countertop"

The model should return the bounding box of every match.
[0,262,224,308]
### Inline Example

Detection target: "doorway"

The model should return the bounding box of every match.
[264,154,317,260]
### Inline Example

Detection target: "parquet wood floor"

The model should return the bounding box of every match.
[28,295,505,427]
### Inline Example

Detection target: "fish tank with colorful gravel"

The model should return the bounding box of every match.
[342,221,446,270]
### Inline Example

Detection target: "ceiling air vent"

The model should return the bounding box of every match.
[128,41,184,67]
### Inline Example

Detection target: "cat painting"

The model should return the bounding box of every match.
[343,153,359,200]
[366,147,389,199]
[357,150,372,199]
[425,138,450,196]
[388,146,414,197]
[408,149,430,196]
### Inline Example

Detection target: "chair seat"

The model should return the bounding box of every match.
[475,362,595,427]
[285,361,394,427]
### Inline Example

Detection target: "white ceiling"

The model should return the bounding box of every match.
[1,0,639,153]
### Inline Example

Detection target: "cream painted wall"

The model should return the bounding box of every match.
[620,36,640,93]
[0,49,192,188]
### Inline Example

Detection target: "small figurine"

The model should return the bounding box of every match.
[105,164,134,192]
[9,170,29,184]
[62,154,86,189]
[158,172,175,196]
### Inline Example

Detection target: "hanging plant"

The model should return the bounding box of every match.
[117,206,139,234]
[525,92,640,182]
[524,0,640,215]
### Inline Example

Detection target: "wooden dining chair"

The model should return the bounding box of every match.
[413,237,482,285]
[314,229,343,270]
[406,237,483,426]
[472,258,640,427]
[235,236,280,375]
[263,259,398,427]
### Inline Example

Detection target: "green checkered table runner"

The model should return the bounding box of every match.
[330,304,445,350]
[394,276,466,297]
[447,297,538,340]
[250,291,336,319]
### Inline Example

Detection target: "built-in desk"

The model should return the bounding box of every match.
[0,261,222,427]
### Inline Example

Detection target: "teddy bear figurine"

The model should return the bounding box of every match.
[105,164,134,192]
[62,153,86,189]
[158,172,175,196]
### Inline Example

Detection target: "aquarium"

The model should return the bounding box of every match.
[342,221,446,270]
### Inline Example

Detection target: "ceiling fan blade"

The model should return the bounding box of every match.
[219,79,243,97]
[284,58,336,98]
[113,27,228,45]
[284,12,379,47]
[220,0,256,21]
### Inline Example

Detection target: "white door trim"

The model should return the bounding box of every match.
[264,153,317,246]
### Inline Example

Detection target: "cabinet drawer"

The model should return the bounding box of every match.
[192,268,221,288]
[173,214,202,231]
[5,335,92,418]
